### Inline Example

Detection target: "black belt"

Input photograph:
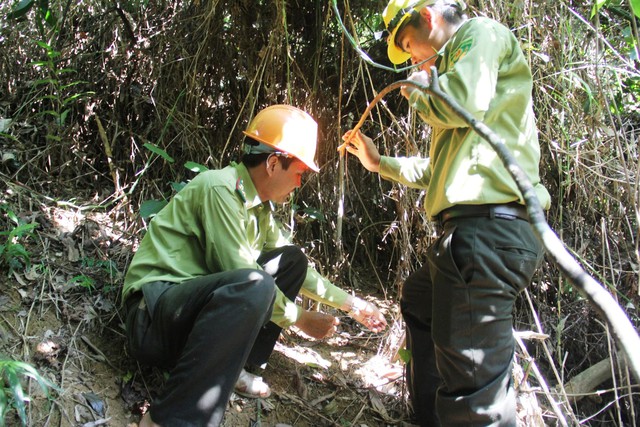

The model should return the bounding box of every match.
[437,203,529,225]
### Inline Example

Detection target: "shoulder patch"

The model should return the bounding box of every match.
[235,177,247,203]
[449,37,473,68]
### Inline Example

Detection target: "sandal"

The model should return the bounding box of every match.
[234,369,271,398]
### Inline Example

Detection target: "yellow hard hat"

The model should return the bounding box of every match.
[383,0,434,64]
[243,105,320,172]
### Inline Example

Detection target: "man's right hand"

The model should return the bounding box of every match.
[341,130,381,173]
[294,311,339,339]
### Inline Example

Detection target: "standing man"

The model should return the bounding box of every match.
[343,1,550,425]
[123,104,387,427]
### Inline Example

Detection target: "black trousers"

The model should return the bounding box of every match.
[401,215,543,426]
[124,246,307,427]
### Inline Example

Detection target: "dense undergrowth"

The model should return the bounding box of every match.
[1,0,640,425]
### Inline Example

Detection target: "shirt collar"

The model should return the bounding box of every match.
[439,18,469,56]
[234,162,273,210]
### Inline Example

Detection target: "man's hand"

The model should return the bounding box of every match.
[294,311,340,339]
[341,130,381,173]
[343,297,387,333]
[400,70,430,99]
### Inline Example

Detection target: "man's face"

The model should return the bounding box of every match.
[396,14,438,71]
[268,158,309,203]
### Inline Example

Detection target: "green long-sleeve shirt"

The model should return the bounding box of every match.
[379,17,550,218]
[123,162,348,327]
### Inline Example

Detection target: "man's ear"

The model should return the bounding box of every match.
[419,7,432,30]
[265,154,278,176]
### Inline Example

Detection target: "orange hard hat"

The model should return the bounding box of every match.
[243,105,320,172]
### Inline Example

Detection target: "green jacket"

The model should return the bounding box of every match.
[379,17,551,218]
[123,163,348,327]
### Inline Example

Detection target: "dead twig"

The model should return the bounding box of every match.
[516,334,570,427]
[80,335,119,371]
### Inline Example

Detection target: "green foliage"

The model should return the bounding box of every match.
[6,0,35,19]
[136,146,185,219]
[137,151,205,219]
[6,0,57,29]
[398,348,411,364]
[81,257,119,278]
[143,143,175,164]
[613,75,640,115]
[299,207,325,222]
[69,274,95,293]
[591,0,611,18]
[8,1,93,142]
[590,0,637,17]
[120,0,150,13]
[29,41,94,138]
[0,205,37,275]
[139,200,168,219]
[0,358,57,426]
[293,203,326,223]
[589,1,640,114]
[184,161,209,173]
[170,181,188,193]
[633,0,640,17]
[591,0,640,61]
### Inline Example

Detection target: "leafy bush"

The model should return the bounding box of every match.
[0,358,57,427]
[0,205,38,275]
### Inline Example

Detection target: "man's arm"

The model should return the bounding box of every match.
[340,294,387,333]
[299,267,387,334]
[341,129,432,189]
[407,19,507,128]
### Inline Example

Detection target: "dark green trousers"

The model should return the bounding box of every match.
[124,246,307,427]
[401,215,543,426]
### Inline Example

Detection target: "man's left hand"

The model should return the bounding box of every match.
[347,297,387,333]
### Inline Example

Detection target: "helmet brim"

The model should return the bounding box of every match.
[386,16,412,64]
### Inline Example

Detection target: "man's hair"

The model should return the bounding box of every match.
[395,0,468,49]
[430,0,468,23]
[241,153,295,170]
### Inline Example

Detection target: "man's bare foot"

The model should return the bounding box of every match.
[139,411,161,427]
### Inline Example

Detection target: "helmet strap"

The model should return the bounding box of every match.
[244,141,276,155]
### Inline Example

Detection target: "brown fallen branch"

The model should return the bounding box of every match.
[338,67,640,382]
[561,357,613,403]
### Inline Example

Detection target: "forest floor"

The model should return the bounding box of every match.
[0,191,413,426]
